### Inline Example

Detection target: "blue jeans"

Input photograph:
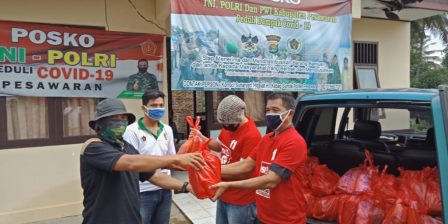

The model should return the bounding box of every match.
[216,200,258,224]
[140,189,172,224]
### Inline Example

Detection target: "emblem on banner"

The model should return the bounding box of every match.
[266,35,281,54]
[140,40,157,56]
[287,38,302,54]
[241,34,259,57]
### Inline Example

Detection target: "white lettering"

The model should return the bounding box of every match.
[47,31,62,45]
[230,140,238,150]
[29,30,46,44]
[271,149,278,160]
[78,34,95,48]
[64,33,79,47]
[10,28,95,48]
[11,28,28,43]
[261,0,300,5]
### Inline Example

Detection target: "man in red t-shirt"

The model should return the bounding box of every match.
[210,93,308,224]
[192,95,261,224]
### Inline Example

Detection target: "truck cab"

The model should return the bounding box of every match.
[293,86,448,223]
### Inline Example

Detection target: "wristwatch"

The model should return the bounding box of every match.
[181,182,189,193]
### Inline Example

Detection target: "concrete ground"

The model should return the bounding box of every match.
[27,203,191,224]
[171,171,216,224]
[26,171,215,224]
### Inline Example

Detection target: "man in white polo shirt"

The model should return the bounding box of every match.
[123,90,179,224]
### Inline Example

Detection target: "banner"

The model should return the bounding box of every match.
[171,0,352,92]
[0,21,164,98]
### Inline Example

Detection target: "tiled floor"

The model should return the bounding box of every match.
[172,171,217,224]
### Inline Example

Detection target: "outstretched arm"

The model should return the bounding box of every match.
[148,172,191,192]
[114,153,204,172]
[221,157,256,179]
[210,171,282,201]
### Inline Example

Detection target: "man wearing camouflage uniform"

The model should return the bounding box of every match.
[127,59,159,91]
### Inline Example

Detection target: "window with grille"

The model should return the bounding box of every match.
[353,41,378,65]
[353,41,379,89]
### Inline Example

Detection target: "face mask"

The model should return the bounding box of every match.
[266,110,291,131]
[222,124,240,132]
[138,67,147,73]
[98,120,128,139]
[146,107,165,120]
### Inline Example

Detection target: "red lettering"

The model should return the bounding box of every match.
[62,67,72,79]
[38,66,92,80]
[49,67,61,79]
[79,69,89,80]
[37,67,48,78]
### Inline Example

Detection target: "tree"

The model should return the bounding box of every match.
[411,14,448,88]
[412,68,448,88]
[410,14,448,79]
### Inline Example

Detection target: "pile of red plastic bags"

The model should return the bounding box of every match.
[302,150,442,224]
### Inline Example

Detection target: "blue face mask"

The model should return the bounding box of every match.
[146,107,165,120]
[266,110,291,131]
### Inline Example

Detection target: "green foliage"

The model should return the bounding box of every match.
[411,67,448,88]
[411,14,448,88]
[410,118,431,133]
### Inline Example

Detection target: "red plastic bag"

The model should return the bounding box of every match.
[311,195,340,221]
[187,139,222,199]
[399,167,441,216]
[305,156,320,174]
[355,197,384,224]
[337,194,384,224]
[373,165,398,210]
[374,165,398,198]
[302,187,316,217]
[381,199,426,224]
[338,195,359,223]
[406,203,421,224]
[426,180,442,216]
[382,199,408,224]
[178,116,202,154]
[421,215,443,224]
[337,150,378,194]
[309,164,340,197]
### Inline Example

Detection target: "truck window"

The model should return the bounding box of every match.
[313,108,336,142]
[370,108,433,133]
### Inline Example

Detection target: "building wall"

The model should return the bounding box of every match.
[0,1,169,223]
[172,91,195,135]
[352,0,361,19]
[352,18,411,88]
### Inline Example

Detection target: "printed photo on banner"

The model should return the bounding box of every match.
[0,20,164,98]
[170,0,352,92]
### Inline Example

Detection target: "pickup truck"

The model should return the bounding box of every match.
[293,86,448,223]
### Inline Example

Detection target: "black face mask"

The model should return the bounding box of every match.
[222,124,240,132]
[138,68,148,73]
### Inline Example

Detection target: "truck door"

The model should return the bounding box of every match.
[433,85,448,222]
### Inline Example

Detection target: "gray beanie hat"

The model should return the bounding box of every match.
[89,98,136,130]
[217,95,246,124]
